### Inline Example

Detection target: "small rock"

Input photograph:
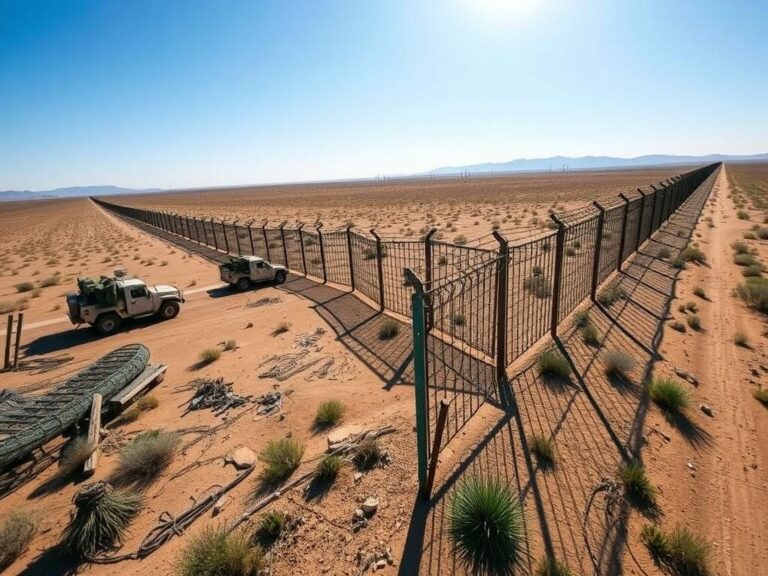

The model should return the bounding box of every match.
[675,368,699,386]
[376,559,387,569]
[354,472,364,482]
[362,497,379,515]
[227,446,256,469]
[354,509,365,519]
[212,495,230,515]
[700,404,714,417]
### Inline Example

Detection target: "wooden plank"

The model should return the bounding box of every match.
[109,364,167,408]
[83,393,102,477]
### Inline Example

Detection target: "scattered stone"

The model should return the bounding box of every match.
[361,497,379,515]
[375,559,387,570]
[700,404,714,417]
[354,472,364,482]
[675,368,699,386]
[227,446,256,469]
[213,495,230,515]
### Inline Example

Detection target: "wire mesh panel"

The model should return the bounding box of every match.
[323,231,352,286]
[425,265,498,453]
[558,209,600,322]
[283,228,305,274]
[301,229,323,279]
[638,192,654,245]
[430,242,497,285]
[596,202,624,286]
[651,188,666,233]
[264,228,286,266]
[221,223,237,253]
[429,257,499,358]
[250,227,268,259]
[506,232,557,365]
[349,232,380,306]
[621,196,642,262]
[235,225,253,255]
[381,240,425,318]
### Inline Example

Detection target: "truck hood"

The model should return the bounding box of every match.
[150,284,182,297]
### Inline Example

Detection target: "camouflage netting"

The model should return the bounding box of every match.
[0,344,150,471]
[78,276,121,306]
[221,257,251,274]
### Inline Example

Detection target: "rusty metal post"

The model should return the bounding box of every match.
[3,315,12,371]
[233,221,242,255]
[346,225,356,291]
[424,228,437,330]
[370,229,386,311]
[617,193,630,271]
[316,224,327,283]
[279,222,288,267]
[211,218,219,250]
[635,189,646,249]
[247,222,255,256]
[297,224,307,275]
[549,214,566,337]
[425,398,450,498]
[492,231,509,381]
[222,221,230,253]
[12,312,23,370]
[262,221,271,261]
[591,201,606,301]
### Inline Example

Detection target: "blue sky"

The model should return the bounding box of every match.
[1,0,766,190]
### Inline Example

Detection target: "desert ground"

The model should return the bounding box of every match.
[0,164,766,576]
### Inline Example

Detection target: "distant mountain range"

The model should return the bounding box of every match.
[426,153,768,175]
[0,185,160,203]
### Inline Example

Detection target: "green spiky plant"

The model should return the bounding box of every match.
[60,481,140,559]
[618,461,656,508]
[648,378,690,413]
[259,438,304,484]
[258,510,285,540]
[315,455,343,481]
[176,526,264,576]
[449,477,526,575]
[641,524,710,576]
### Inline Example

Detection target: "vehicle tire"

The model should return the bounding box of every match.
[95,313,122,335]
[275,271,286,284]
[158,300,180,320]
[236,277,252,291]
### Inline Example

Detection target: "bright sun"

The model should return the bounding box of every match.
[466,0,539,20]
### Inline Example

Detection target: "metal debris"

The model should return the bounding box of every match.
[245,297,282,308]
[183,377,250,416]
[294,327,326,349]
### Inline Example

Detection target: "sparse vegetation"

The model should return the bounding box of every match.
[114,395,159,425]
[735,277,768,314]
[258,510,285,539]
[224,339,237,350]
[641,524,710,576]
[378,319,401,340]
[657,247,671,259]
[733,331,749,347]
[354,437,382,470]
[648,378,690,413]
[693,286,707,299]
[598,284,627,306]
[259,438,304,484]
[14,281,34,293]
[538,349,571,379]
[272,321,291,336]
[314,400,345,428]
[529,434,555,469]
[604,349,635,379]
[618,461,656,508]
[176,526,264,576]
[58,437,95,478]
[524,274,551,298]
[686,314,701,330]
[753,388,768,406]
[0,511,39,571]
[452,312,466,327]
[582,322,600,346]
[449,477,525,575]
[315,455,343,481]
[573,310,590,328]
[679,246,707,264]
[535,557,573,576]
[199,347,222,364]
[113,430,180,486]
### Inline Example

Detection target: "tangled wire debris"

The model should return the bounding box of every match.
[246,297,282,308]
[294,327,326,349]
[183,377,250,416]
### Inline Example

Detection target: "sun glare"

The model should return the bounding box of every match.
[466,0,539,20]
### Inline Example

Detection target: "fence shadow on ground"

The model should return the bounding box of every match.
[399,172,716,575]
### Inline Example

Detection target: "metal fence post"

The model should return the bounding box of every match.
[279,222,288,267]
[346,225,356,291]
[549,214,566,337]
[635,189,646,249]
[201,217,209,246]
[649,185,660,234]
[617,193,630,271]
[424,228,437,330]
[222,221,230,253]
[591,201,606,301]
[370,229,386,311]
[12,313,22,370]
[492,231,509,381]
[404,268,429,498]
[297,224,307,275]
[211,218,218,250]
[316,224,327,283]
[262,221,271,261]
[185,216,192,240]
[3,315,12,371]
[233,221,242,255]
[247,222,255,256]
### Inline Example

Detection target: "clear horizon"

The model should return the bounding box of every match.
[1,0,766,191]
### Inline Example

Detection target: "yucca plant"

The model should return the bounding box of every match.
[314,400,345,429]
[537,349,571,379]
[648,378,690,413]
[176,526,264,576]
[61,481,140,559]
[259,438,304,484]
[0,511,39,570]
[618,461,656,508]
[449,477,526,575]
[113,429,180,486]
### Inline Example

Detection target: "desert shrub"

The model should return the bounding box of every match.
[657,247,671,259]
[572,239,581,249]
[58,437,95,478]
[529,434,555,469]
[271,322,291,336]
[744,231,757,240]
[753,388,768,406]
[314,400,345,428]
[686,314,701,330]
[648,378,690,413]
[114,395,158,425]
[598,284,627,306]
[733,253,758,266]
[737,210,750,220]
[452,312,466,327]
[449,477,525,574]
[176,526,264,576]
[199,347,221,364]
[641,524,710,576]
[524,274,551,298]
[223,339,237,351]
[354,438,382,470]
[453,235,468,245]
[61,482,140,558]
[438,255,448,266]
[692,286,707,299]
[362,247,377,260]
[565,246,576,257]
[573,310,590,328]
[684,301,698,313]
[259,438,304,484]
[0,511,38,570]
[603,349,635,379]
[671,257,686,269]
[14,282,34,293]
[732,241,750,254]
[735,277,768,314]
[538,349,571,379]
[315,455,343,481]
[581,323,600,346]
[258,510,285,539]
[618,461,656,508]
[742,264,764,277]
[113,430,179,485]
[39,275,60,287]
[679,246,706,264]
[757,227,768,240]
[535,557,573,576]
[733,331,749,347]
[378,319,400,340]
